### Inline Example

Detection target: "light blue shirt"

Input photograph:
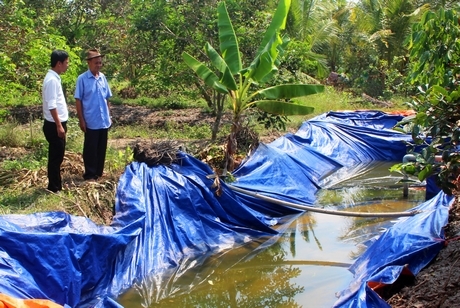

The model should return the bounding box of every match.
[74,70,112,129]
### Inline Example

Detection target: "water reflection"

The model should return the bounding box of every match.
[117,163,426,307]
[118,238,306,308]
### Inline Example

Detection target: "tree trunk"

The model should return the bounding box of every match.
[224,117,241,174]
[211,92,226,141]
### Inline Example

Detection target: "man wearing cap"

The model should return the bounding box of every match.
[42,50,70,192]
[74,49,112,181]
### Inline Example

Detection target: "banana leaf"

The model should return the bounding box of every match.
[260,36,290,83]
[217,2,242,75]
[205,43,237,91]
[256,100,315,115]
[250,34,282,81]
[257,0,291,55]
[259,84,324,99]
[182,52,229,94]
[247,0,290,82]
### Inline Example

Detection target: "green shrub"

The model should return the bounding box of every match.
[122,94,206,110]
[110,96,123,105]
[0,122,24,147]
[0,109,10,124]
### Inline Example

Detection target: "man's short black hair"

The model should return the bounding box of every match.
[50,50,69,68]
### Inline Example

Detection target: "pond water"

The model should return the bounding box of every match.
[117,162,426,308]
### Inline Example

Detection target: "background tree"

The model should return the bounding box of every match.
[341,0,420,98]
[392,7,460,194]
[284,0,347,79]
[0,0,79,105]
[2,0,459,118]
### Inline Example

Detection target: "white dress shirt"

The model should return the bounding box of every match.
[42,69,68,122]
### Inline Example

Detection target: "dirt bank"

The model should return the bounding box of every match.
[386,197,460,308]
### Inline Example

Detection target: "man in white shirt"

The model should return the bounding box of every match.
[42,50,69,192]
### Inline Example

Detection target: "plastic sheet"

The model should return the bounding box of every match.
[100,157,283,305]
[334,191,453,307]
[0,293,65,308]
[0,110,448,307]
[295,118,411,164]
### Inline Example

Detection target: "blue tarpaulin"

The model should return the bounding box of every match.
[333,191,453,308]
[0,110,452,307]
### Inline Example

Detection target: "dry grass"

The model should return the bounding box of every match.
[0,151,118,225]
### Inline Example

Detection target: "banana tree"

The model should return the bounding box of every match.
[182,0,324,173]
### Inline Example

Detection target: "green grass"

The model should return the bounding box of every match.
[0,91,41,109]
[285,87,411,131]
[121,95,208,110]
[0,188,63,214]
[2,152,47,171]
[0,121,26,147]
[110,122,230,141]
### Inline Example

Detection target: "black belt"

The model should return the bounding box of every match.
[44,119,67,124]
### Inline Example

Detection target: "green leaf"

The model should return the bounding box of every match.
[255,34,286,81]
[429,85,448,96]
[389,163,403,173]
[257,0,291,55]
[250,45,279,82]
[205,43,237,90]
[450,90,460,100]
[403,164,416,175]
[182,52,228,94]
[418,165,432,181]
[217,2,242,75]
[259,84,324,99]
[246,0,291,82]
[256,100,314,116]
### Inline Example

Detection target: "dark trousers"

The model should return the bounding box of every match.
[83,128,108,180]
[43,120,67,192]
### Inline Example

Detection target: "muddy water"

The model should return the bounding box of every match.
[117,162,426,307]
